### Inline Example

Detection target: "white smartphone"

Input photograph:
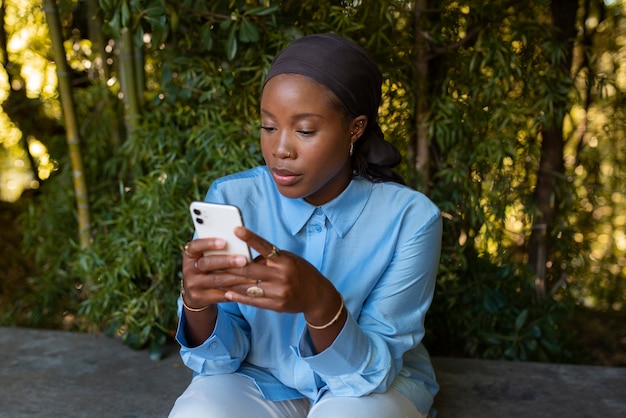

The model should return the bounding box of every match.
[189,201,252,261]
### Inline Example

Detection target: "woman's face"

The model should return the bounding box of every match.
[260,74,363,206]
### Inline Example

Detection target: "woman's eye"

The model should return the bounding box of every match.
[260,125,276,133]
[297,130,315,136]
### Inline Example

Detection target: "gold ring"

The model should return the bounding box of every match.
[246,280,264,297]
[266,245,280,259]
[183,242,194,258]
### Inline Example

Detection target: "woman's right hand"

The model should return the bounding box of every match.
[181,238,254,309]
[181,238,256,346]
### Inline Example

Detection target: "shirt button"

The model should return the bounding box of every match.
[315,208,323,216]
[209,342,218,350]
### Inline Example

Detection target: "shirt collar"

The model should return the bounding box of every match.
[279,178,373,238]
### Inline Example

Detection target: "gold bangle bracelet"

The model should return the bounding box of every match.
[180,291,212,312]
[306,296,344,330]
[180,279,211,312]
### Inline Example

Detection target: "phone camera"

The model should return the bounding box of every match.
[195,217,204,224]
[193,209,201,215]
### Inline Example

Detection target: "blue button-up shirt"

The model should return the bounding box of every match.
[176,166,441,413]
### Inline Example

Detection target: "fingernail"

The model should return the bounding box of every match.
[233,256,247,266]
[214,238,226,248]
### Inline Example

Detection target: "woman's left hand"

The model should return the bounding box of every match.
[205,226,337,320]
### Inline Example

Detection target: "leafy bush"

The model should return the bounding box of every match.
[425,252,575,362]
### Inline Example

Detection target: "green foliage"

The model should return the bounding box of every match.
[63,0,275,351]
[6,0,624,364]
[419,0,586,360]
[12,82,123,330]
[426,252,575,362]
[76,101,263,350]
[17,143,83,330]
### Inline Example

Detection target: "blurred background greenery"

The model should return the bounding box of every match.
[1,0,624,364]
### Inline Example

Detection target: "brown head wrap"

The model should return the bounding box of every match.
[264,33,403,183]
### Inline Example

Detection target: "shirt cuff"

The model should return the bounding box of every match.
[175,304,235,358]
[296,313,370,375]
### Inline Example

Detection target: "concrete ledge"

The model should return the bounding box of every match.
[431,356,626,417]
[1,327,191,417]
[1,326,625,417]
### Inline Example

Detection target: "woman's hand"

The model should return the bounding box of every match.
[184,227,336,318]
[181,237,255,309]
[211,227,338,320]
[182,226,346,352]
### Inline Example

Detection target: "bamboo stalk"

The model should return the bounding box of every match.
[42,0,91,251]
[119,27,141,133]
[133,35,145,107]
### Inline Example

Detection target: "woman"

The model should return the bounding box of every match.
[171,33,442,418]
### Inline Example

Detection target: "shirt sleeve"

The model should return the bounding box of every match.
[296,211,442,397]
[175,299,252,375]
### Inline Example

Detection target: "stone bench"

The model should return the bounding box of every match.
[431,356,625,417]
[1,327,624,417]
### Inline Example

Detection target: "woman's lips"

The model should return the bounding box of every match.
[271,168,301,186]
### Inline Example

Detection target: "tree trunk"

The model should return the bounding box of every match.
[412,0,430,192]
[528,0,578,302]
[42,0,91,251]
[86,0,110,81]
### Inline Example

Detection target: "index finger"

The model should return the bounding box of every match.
[186,237,227,256]
[234,226,278,260]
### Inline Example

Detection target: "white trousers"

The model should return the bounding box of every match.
[169,373,427,418]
